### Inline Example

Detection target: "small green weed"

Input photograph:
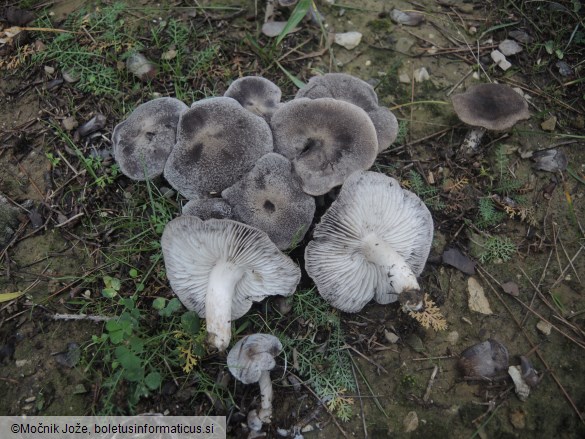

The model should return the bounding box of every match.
[476,198,506,228]
[477,236,517,264]
[87,290,206,414]
[407,170,446,211]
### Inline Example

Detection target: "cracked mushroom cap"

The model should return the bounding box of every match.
[305,171,433,313]
[227,334,282,384]
[224,76,282,121]
[161,216,300,349]
[112,97,188,180]
[451,83,530,131]
[163,97,273,200]
[222,153,316,250]
[296,73,399,152]
[270,98,379,196]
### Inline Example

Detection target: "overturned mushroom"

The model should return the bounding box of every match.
[270,98,379,196]
[227,333,283,429]
[112,97,187,180]
[296,73,399,152]
[164,97,273,200]
[305,171,433,312]
[161,216,300,351]
[451,83,530,155]
[222,153,315,250]
[224,76,282,121]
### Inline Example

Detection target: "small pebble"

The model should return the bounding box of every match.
[536,320,552,335]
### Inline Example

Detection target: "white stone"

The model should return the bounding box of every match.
[508,365,530,401]
[536,319,552,335]
[334,31,362,50]
[499,39,523,56]
[399,73,411,83]
[467,277,493,314]
[491,50,512,71]
[414,67,430,82]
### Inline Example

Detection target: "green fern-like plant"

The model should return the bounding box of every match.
[408,170,445,211]
[478,236,517,263]
[280,289,356,421]
[476,198,506,228]
[492,144,523,194]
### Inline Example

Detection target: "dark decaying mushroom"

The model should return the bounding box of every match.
[270,98,379,196]
[224,76,282,121]
[221,153,315,250]
[164,97,273,200]
[112,97,188,180]
[451,83,530,154]
[296,73,399,152]
[161,216,300,351]
[227,333,283,429]
[457,339,509,378]
[305,171,433,313]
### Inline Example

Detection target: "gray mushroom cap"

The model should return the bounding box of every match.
[224,76,282,121]
[451,83,530,131]
[305,171,433,313]
[112,97,188,180]
[270,98,379,196]
[227,333,283,384]
[163,97,273,200]
[295,73,399,151]
[161,216,300,350]
[222,153,316,250]
[182,198,235,220]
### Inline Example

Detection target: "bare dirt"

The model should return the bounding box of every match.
[1,0,584,438]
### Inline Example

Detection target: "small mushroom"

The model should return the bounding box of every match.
[164,97,273,200]
[227,333,283,429]
[112,97,187,180]
[224,76,282,121]
[161,216,300,351]
[222,153,316,250]
[295,73,399,152]
[457,339,509,379]
[451,83,530,155]
[270,98,379,196]
[304,171,433,312]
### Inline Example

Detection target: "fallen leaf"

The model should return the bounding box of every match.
[390,9,425,26]
[442,248,476,275]
[532,148,567,172]
[501,281,519,296]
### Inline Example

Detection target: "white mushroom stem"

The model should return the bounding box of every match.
[257,370,274,423]
[461,127,487,155]
[362,233,420,293]
[205,261,244,351]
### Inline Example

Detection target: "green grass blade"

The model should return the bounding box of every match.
[276,0,311,45]
[276,61,305,88]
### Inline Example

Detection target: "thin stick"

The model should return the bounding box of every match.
[446,69,473,96]
[52,313,112,322]
[343,344,389,374]
[350,360,368,439]
[423,365,439,402]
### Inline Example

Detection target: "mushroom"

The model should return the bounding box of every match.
[457,339,509,379]
[224,76,282,121]
[451,83,530,155]
[222,153,316,250]
[295,73,399,152]
[182,197,235,220]
[163,97,273,200]
[305,171,433,312]
[227,333,283,429]
[270,98,379,196]
[161,216,300,351]
[112,97,188,180]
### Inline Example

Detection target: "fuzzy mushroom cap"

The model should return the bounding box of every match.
[227,334,283,384]
[163,97,273,200]
[224,76,282,121]
[451,83,530,131]
[270,98,379,196]
[112,97,188,180]
[305,171,433,313]
[182,198,235,220]
[295,73,399,151]
[161,216,301,320]
[222,153,315,250]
